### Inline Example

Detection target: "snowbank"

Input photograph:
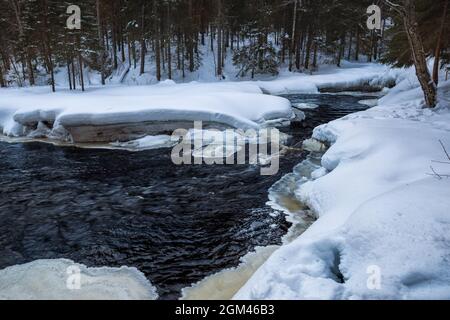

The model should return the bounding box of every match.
[0,259,158,300]
[235,72,450,300]
[0,63,396,144]
[253,62,398,95]
[0,82,293,143]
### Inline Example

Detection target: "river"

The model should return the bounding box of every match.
[0,93,374,299]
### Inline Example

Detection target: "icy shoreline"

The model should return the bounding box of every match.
[235,68,450,300]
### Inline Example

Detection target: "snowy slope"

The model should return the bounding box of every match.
[235,71,450,300]
[0,259,158,300]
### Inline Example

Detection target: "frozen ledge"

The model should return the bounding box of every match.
[2,91,293,143]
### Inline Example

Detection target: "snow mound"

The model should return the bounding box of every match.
[253,62,396,95]
[0,83,293,143]
[0,259,158,300]
[235,75,450,300]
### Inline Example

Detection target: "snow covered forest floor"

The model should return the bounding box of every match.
[0,62,449,300]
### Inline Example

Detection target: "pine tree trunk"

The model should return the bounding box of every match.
[304,25,314,70]
[355,26,360,61]
[96,0,105,85]
[167,2,172,80]
[217,0,223,77]
[72,57,76,90]
[48,52,55,92]
[127,37,132,67]
[26,51,34,86]
[289,0,298,72]
[140,4,146,75]
[432,0,448,85]
[403,0,436,107]
[132,40,137,69]
[312,41,318,68]
[155,2,161,81]
[112,25,118,69]
[67,59,72,90]
[78,35,85,92]
[0,62,5,87]
[347,31,353,60]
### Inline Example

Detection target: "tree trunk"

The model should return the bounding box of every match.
[167,2,172,80]
[72,57,76,90]
[67,59,72,90]
[96,0,106,85]
[0,62,5,87]
[217,0,223,77]
[26,51,34,86]
[78,35,85,92]
[304,25,314,70]
[432,0,448,85]
[312,41,318,68]
[289,0,298,72]
[112,24,118,69]
[48,51,55,92]
[403,0,436,107]
[140,3,146,75]
[347,31,353,60]
[127,37,132,67]
[355,26,360,61]
[154,2,161,81]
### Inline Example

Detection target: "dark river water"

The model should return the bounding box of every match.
[0,94,372,299]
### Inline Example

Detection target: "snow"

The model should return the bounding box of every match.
[0,62,396,145]
[0,82,294,143]
[0,259,158,300]
[252,62,397,95]
[3,60,446,300]
[235,70,450,300]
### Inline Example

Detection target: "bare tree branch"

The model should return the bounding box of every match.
[439,140,450,161]
[383,0,405,16]
[429,140,450,179]
[430,166,443,180]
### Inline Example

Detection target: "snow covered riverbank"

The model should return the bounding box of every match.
[0,63,394,145]
[235,69,450,300]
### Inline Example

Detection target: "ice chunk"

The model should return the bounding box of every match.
[0,259,158,300]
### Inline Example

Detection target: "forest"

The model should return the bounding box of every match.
[0,0,448,106]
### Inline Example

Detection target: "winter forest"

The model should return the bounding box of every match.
[1,1,447,94]
[0,0,450,303]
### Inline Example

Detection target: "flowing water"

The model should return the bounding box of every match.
[0,93,374,299]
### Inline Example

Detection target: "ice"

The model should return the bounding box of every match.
[111,135,178,151]
[358,99,379,107]
[293,102,319,110]
[0,259,158,300]
[181,246,279,300]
